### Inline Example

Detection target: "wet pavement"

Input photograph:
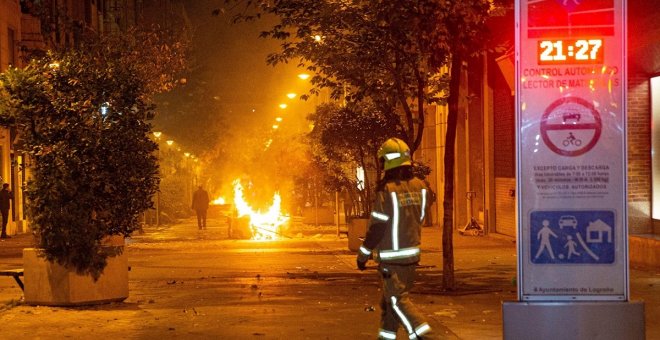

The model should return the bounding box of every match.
[0,217,658,339]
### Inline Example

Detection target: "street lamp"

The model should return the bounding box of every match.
[166,140,174,146]
[286,93,297,99]
[152,131,162,226]
[298,73,310,80]
[182,153,193,207]
[279,103,288,109]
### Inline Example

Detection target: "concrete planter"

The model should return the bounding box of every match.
[23,235,128,306]
[348,218,369,252]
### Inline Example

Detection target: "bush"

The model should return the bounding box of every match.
[0,49,159,279]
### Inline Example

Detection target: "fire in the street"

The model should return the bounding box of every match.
[233,179,289,240]
[211,196,226,205]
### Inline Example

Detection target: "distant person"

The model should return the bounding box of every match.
[416,174,436,227]
[192,186,210,230]
[0,183,13,239]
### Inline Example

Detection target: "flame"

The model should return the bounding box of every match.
[233,179,289,240]
[211,196,226,205]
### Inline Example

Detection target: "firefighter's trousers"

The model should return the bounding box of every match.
[377,263,438,340]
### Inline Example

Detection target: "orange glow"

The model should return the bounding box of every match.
[298,73,310,80]
[279,103,288,109]
[211,196,226,205]
[233,179,289,240]
[286,93,297,99]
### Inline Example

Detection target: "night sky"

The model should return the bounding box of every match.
[154,0,313,140]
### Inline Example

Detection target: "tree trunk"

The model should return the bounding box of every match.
[441,53,462,290]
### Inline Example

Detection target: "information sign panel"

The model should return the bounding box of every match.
[516,0,627,301]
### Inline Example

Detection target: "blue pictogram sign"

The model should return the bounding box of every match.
[530,210,614,264]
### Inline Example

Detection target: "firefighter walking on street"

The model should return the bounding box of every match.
[357,138,439,340]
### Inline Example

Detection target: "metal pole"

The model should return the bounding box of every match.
[335,191,340,236]
[156,148,160,226]
[314,179,319,227]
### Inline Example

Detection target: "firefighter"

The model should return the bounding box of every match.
[356,137,437,340]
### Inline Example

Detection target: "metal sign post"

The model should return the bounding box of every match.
[503,0,644,338]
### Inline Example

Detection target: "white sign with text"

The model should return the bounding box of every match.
[516,0,628,301]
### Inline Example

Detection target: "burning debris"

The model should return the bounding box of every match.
[211,196,226,205]
[232,179,289,240]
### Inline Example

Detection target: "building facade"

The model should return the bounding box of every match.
[419,1,659,268]
[0,0,27,236]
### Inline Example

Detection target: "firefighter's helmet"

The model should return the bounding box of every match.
[377,138,412,171]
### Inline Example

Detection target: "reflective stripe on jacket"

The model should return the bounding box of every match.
[363,177,428,265]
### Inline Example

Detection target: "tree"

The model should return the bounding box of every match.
[308,101,397,216]
[0,27,188,278]
[228,0,451,153]
[439,0,494,289]
[228,0,497,289]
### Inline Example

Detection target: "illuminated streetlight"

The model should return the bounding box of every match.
[275,117,283,122]
[272,124,279,129]
[279,103,288,109]
[166,140,174,146]
[184,152,190,157]
[286,93,297,99]
[313,35,323,42]
[153,131,162,138]
[298,73,310,80]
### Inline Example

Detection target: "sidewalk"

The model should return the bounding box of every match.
[0,220,657,339]
[417,226,659,339]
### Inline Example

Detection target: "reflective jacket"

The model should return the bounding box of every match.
[359,177,429,265]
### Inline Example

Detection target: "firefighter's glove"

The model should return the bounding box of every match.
[356,246,371,271]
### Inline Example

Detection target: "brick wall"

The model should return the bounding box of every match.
[489,55,517,236]
[490,57,515,178]
[627,64,653,234]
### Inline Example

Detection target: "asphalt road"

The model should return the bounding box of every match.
[0,217,657,339]
[0,219,460,339]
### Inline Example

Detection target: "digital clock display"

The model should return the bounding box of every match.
[537,39,604,65]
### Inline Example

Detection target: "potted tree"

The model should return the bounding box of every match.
[0,28,187,305]
[307,101,397,251]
